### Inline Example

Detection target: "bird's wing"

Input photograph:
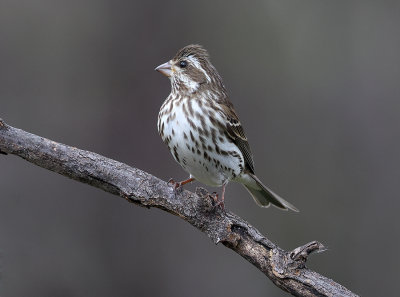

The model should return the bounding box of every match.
[218,100,255,174]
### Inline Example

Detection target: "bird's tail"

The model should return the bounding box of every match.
[242,173,299,212]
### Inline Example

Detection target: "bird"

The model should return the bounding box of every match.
[155,44,298,212]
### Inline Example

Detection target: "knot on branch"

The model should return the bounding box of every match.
[195,187,215,211]
[193,187,235,245]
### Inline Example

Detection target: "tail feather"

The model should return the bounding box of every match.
[243,173,299,212]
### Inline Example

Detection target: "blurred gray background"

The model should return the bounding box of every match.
[0,1,399,296]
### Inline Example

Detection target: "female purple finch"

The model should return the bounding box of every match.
[156,44,298,212]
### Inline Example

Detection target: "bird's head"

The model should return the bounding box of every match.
[155,44,225,95]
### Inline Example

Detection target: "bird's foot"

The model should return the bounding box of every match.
[167,178,183,195]
[209,192,225,211]
[167,177,195,194]
[168,178,181,189]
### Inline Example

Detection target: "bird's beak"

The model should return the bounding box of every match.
[155,61,172,77]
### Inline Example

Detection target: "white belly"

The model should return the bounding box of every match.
[158,97,244,187]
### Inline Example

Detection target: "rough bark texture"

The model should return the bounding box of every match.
[0,118,359,297]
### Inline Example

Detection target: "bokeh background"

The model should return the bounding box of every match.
[1,1,399,296]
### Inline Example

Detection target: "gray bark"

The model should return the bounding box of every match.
[0,118,359,297]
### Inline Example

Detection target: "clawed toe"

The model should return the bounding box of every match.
[167,177,195,194]
[168,178,181,189]
[209,192,218,202]
[208,192,225,211]
[215,200,225,211]
[167,178,185,196]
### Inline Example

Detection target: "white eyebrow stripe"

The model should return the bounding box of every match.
[187,55,211,82]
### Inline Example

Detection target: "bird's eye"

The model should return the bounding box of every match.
[179,60,188,68]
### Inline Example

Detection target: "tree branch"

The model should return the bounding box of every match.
[0,118,358,297]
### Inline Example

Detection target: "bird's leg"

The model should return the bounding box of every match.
[218,183,227,210]
[168,177,195,190]
[212,182,227,210]
[180,177,195,186]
